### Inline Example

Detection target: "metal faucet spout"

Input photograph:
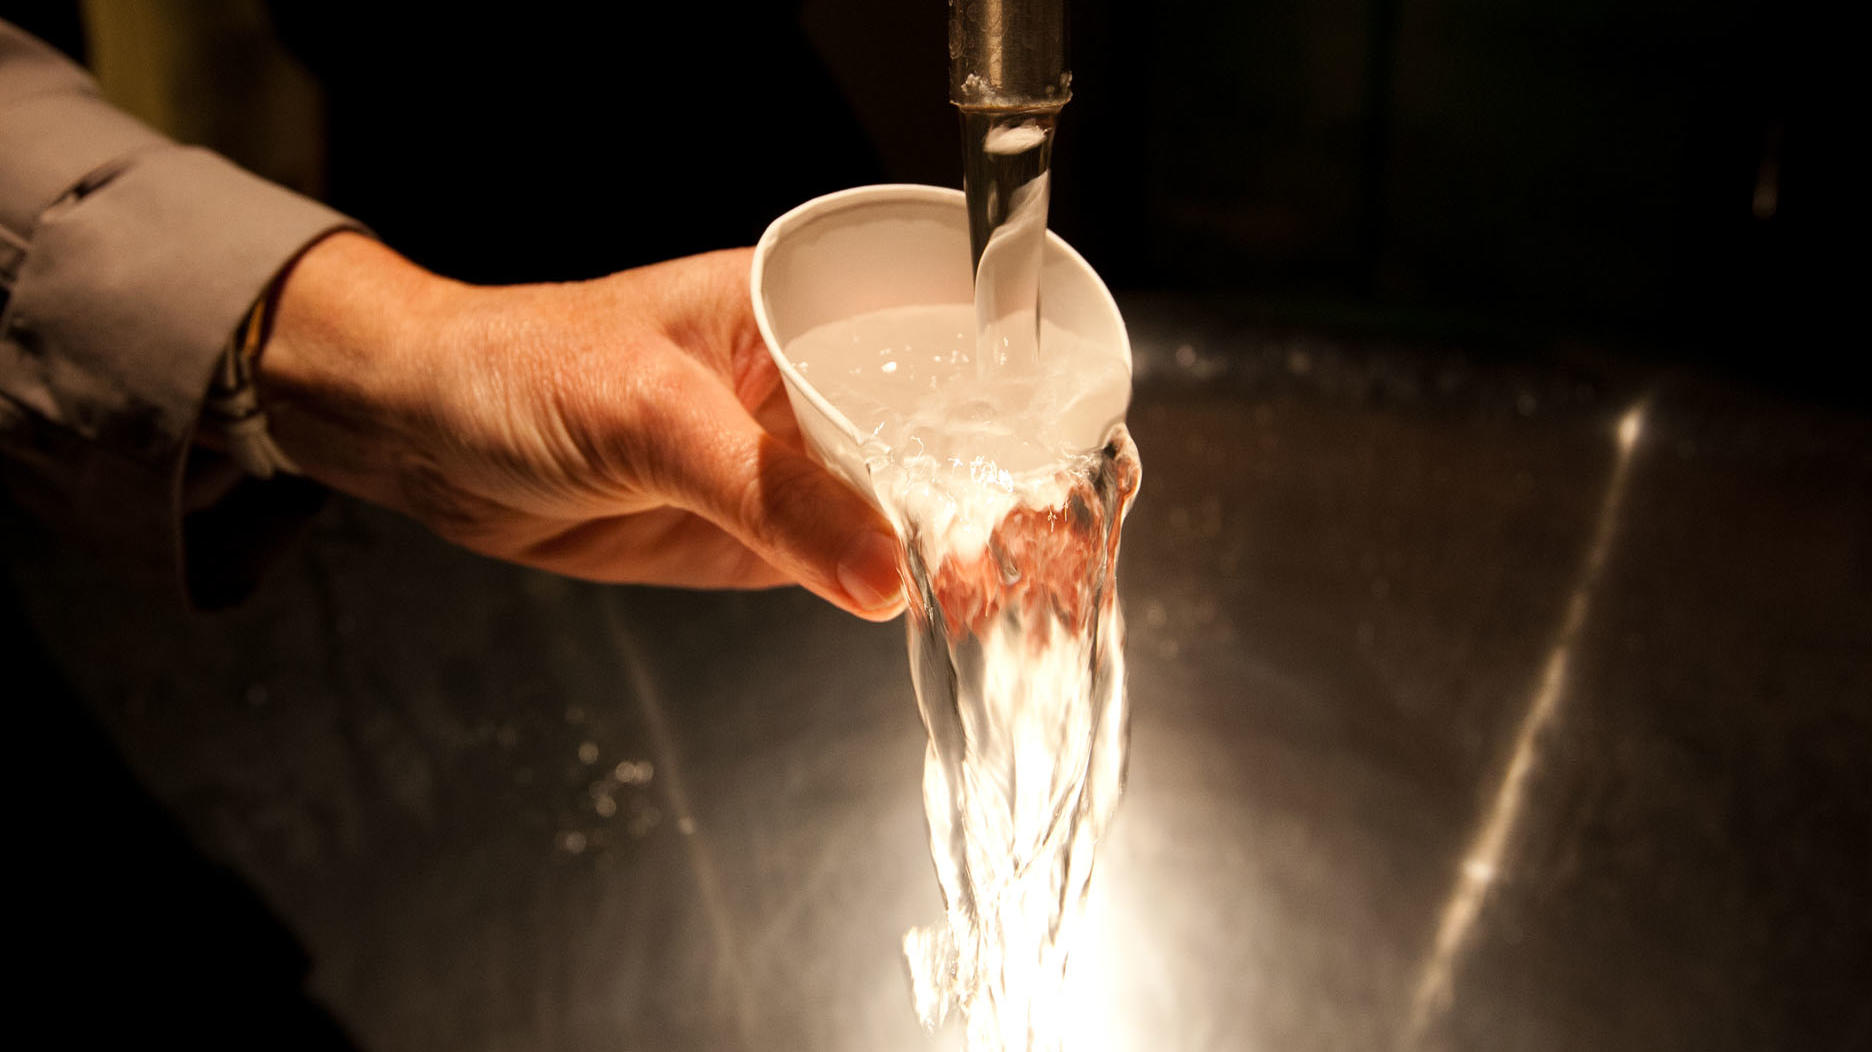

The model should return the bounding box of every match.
[948,0,1071,114]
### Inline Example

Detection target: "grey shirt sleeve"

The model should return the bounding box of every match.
[0,20,361,600]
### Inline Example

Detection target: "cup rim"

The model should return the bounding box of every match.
[750,182,1129,453]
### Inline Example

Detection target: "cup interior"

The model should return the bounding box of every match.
[750,184,1132,503]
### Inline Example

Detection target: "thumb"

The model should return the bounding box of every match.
[654,369,904,620]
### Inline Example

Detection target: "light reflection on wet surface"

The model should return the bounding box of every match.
[8,299,1869,1050]
[1409,402,1645,1039]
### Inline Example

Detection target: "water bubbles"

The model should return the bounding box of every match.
[627,799,663,838]
[1169,341,1228,381]
[957,399,997,424]
[613,759,654,785]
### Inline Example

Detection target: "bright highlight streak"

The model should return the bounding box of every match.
[603,596,760,1046]
[1407,402,1648,1042]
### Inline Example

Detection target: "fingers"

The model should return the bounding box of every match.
[651,360,905,621]
[516,508,799,592]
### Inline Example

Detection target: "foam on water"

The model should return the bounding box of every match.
[789,303,1129,564]
[787,304,1140,1052]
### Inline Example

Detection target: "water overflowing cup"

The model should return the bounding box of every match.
[751,183,1140,1052]
[750,183,1131,512]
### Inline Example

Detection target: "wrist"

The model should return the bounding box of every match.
[255,231,462,509]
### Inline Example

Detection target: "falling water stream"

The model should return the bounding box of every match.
[787,298,1139,1051]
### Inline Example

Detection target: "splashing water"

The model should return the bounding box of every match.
[787,304,1140,1051]
[900,434,1139,1052]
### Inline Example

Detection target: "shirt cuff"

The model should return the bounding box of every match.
[0,140,361,600]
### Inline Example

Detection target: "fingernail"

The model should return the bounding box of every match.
[837,530,901,612]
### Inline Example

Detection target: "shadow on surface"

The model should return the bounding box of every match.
[4,577,360,1050]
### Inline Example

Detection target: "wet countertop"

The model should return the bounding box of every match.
[8,297,1870,1050]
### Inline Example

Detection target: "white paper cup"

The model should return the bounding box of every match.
[749,184,1131,509]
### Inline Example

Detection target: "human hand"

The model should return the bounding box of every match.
[254,232,904,620]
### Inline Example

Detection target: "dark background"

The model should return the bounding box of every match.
[4,4,1867,1050]
[10,0,1850,400]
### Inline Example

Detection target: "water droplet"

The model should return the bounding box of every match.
[956,399,996,424]
[631,807,664,838]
